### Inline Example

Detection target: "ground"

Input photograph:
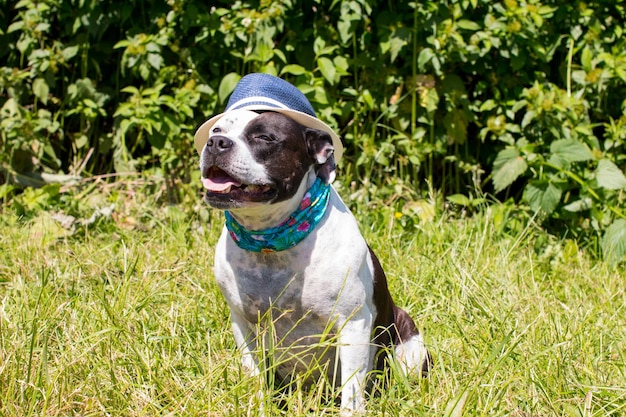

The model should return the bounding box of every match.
[0,180,624,416]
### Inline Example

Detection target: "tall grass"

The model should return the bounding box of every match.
[0,180,624,416]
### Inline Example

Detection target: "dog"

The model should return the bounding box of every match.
[195,74,430,415]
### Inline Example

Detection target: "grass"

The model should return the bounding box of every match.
[0,179,625,416]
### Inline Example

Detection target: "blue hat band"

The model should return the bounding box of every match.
[228,96,291,112]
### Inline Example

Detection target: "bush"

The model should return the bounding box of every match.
[1,0,626,260]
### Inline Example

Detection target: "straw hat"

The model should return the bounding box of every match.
[194,73,343,163]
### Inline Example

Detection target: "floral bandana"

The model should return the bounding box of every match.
[224,178,331,253]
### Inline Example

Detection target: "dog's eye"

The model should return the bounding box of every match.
[212,127,222,134]
[256,134,276,142]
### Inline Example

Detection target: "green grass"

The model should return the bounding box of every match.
[0,181,625,416]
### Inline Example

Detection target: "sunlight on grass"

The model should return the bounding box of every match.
[0,186,624,416]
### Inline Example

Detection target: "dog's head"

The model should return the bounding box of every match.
[199,109,336,211]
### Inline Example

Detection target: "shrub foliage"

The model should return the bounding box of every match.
[1,0,626,260]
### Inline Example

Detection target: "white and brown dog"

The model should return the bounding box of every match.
[195,74,430,414]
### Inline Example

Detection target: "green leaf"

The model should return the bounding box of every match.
[479,99,497,112]
[280,64,307,76]
[333,55,350,74]
[421,87,439,113]
[337,18,354,45]
[313,36,326,56]
[218,73,241,104]
[492,148,528,193]
[456,19,481,31]
[7,21,24,33]
[563,197,592,212]
[274,49,287,64]
[601,219,626,265]
[388,32,409,63]
[113,39,130,49]
[317,57,336,85]
[32,78,49,104]
[548,139,593,167]
[521,110,536,128]
[446,194,471,207]
[147,53,163,70]
[62,45,80,60]
[417,48,434,72]
[313,84,329,105]
[596,159,626,190]
[524,181,562,215]
[252,42,274,63]
[581,46,592,72]
[361,89,374,109]
[74,134,89,149]
[120,85,140,95]
[0,184,15,200]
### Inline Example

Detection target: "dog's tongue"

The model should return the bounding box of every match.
[203,175,241,192]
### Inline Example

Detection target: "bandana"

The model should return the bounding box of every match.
[224,178,331,253]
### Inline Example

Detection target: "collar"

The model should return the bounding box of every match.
[224,178,331,253]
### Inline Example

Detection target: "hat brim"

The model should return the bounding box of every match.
[194,106,343,163]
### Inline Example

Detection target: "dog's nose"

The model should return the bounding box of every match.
[205,135,233,154]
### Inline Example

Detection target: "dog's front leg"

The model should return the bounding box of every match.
[231,310,261,376]
[338,311,375,416]
[230,310,267,416]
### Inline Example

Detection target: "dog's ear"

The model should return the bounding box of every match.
[305,128,336,184]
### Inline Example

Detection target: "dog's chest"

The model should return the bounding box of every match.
[216,240,336,324]
[229,250,302,318]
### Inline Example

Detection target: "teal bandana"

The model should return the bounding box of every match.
[224,178,331,253]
